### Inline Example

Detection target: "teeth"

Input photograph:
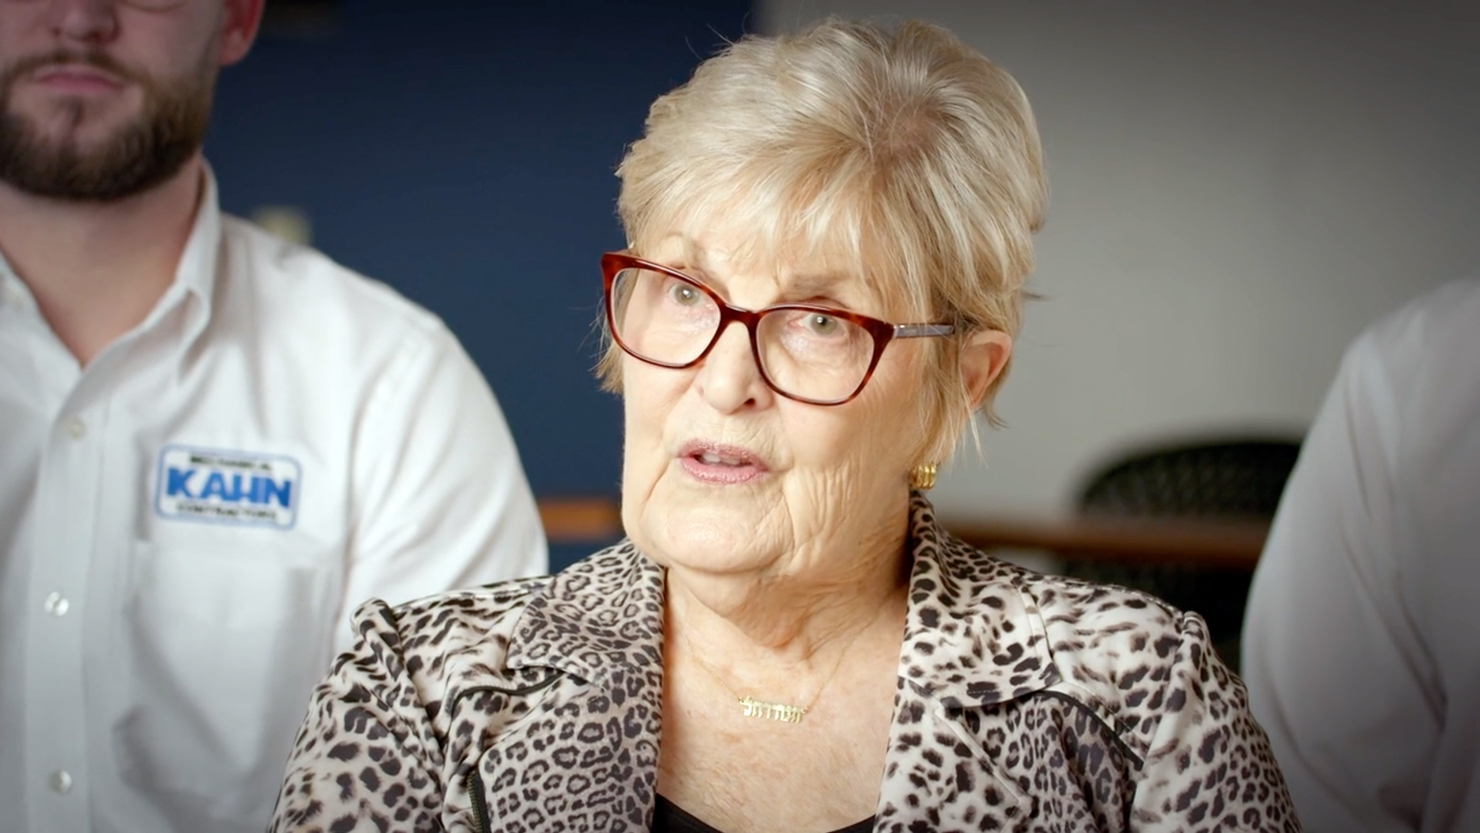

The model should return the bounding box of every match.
[699,452,742,466]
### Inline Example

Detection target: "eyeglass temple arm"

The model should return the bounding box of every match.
[892,323,955,339]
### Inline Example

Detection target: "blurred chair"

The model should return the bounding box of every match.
[1060,437,1301,672]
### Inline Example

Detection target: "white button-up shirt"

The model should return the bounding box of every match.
[0,170,548,832]
[1244,277,1480,832]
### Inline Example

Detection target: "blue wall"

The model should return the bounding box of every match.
[206,0,752,569]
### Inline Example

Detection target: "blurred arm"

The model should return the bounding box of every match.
[338,322,547,652]
[1241,334,1436,832]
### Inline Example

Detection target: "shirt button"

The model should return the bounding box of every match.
[64,417,86,440]
[43,592,70,617]
[48,770,72,794]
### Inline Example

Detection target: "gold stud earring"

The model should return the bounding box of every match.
[909,462,939,491]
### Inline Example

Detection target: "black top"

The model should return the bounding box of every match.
[652,795,875,833]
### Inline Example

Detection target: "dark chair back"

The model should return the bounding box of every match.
[1063,437,1301,671]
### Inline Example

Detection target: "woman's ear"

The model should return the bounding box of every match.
[959,329,1013,409]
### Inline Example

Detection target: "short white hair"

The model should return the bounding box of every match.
[602,17,1047,461]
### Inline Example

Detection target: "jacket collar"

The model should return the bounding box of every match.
[505,493,1058,706]
[505,538,667,686]
[895,492,1061,707]
[488,495,1059,832]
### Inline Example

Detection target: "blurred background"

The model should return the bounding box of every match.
[207,0,1480,582]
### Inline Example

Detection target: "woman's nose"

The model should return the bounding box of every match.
[694,320,773,413]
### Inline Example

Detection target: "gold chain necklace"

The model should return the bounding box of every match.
[678,605,884,725]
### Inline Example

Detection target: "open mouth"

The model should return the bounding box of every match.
[678,442,769,484]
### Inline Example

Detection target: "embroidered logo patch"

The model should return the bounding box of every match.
[154,445,301,529]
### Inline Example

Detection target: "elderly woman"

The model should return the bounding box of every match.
[272,18,1298,833]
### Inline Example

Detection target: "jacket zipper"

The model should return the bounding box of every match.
[453,672,564,833]
[466,768,491,833]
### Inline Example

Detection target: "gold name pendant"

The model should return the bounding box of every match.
[739,696,807,723]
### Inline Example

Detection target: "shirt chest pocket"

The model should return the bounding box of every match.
[107,540,344,827]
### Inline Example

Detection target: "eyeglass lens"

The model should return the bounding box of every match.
[610,266,876,403]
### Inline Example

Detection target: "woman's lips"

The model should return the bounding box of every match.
[676,441,769,484]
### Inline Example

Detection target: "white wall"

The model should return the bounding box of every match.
[759,0,1480,522]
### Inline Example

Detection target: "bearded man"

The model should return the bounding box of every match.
[0,2,547,830]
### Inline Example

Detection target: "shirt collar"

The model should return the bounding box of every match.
[0,258,35,314]
[507,493,1059,706]
[150,163,222,345]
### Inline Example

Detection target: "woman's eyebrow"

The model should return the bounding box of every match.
[669,241,857,304]
[785,272,843,292]
[781,272,857,304]
[662,240,718,282]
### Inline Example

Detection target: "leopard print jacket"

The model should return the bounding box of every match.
[271,494,1300,832]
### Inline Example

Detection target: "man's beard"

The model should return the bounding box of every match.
[0,48,216,202]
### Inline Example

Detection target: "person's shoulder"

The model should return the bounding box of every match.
[351,574,553,666]
[937,531,1186,646]
[1358,276,1480,375]
[217,214,450,346]
[349,543,644,674]
[1336,276,1480,462]
[1005,558,1191,671]
[1005,562,1231,752]
[938,532,1210,724]
[1384,276,1480,329]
